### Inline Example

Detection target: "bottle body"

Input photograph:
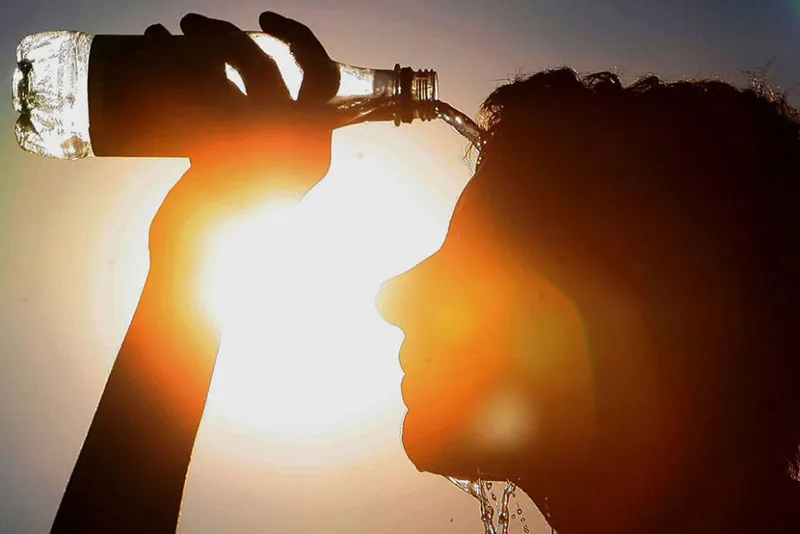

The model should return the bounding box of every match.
[13,31,94,159]
[12,31,439,159]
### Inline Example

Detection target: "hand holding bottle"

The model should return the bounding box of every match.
[147,12,339,262]
[144,12,338,162]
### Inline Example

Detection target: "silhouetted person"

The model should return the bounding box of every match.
[49,12,339,534]
[51,11,800,534]
[377,69,800,533]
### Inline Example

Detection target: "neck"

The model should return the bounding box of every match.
[523,283,800,534]
[517,468,800,534]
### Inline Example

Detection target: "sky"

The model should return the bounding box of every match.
[2,1,800,533]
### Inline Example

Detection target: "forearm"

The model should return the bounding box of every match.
[51,262,221,534]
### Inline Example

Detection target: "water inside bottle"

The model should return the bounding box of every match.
[13,31,94,159]
[246,32,395,102]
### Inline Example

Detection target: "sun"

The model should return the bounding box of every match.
[198,191,399,440]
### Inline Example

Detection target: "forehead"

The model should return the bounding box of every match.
[442,164,518,266]
[436,164,578,314]
[449,157,511,235]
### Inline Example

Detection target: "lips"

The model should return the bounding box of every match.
[397,341,422,406]
[397,338,413,376]
[400,371,428,412]
[398,342,441,410]
[400,375,411,408]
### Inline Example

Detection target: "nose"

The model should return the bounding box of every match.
[375,276,401,327]
[377,265,421,330]
[376,278,407,371]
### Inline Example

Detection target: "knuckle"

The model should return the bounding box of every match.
[293,23,315,40]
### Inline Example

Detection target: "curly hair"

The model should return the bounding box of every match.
[479,68,800,142]
[475,67,800,487]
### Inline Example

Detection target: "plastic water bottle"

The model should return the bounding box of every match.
[12,31,439,159]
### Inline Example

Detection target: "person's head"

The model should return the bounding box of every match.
[377,68,800,533]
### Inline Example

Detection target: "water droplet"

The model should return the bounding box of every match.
[517,508,523,515]
[512,515,516,519]
[446,477,520,534]
[481,505,494,520]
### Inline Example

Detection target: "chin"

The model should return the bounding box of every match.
[401,407,524,483]
[401,406,461,476]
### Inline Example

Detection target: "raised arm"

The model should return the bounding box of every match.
[50,12,337,533]
[50,212,221,533]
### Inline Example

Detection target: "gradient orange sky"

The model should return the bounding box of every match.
[2,1,799,533]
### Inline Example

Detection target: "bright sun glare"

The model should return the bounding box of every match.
[200,194,399,440]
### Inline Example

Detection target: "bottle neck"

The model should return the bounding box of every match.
[336,65,438,128]
[391,64,438,124]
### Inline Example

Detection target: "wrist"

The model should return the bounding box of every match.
[140,230,218,330]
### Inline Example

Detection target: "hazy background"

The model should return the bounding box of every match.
[2,1,799,533]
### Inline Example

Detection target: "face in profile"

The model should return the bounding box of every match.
[376,168,597,485]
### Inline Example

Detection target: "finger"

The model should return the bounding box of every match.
[180,13,241,34]
[181,13,289,105]
[144,23,172,37]
[259,12,327,58]
[259,11,339,103]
